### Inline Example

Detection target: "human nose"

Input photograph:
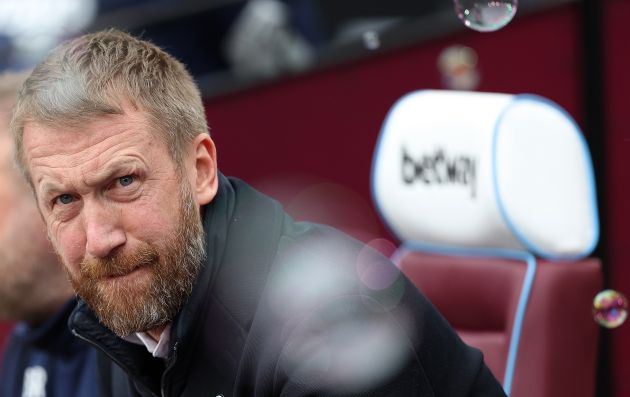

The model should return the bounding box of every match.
[83,200,126,258]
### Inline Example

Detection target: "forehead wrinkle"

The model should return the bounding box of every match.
[24,104,152,155]
[32,151,142,197]
[28,125,151,183]
[28,125,146,162]
[29,151,105,195]
[82,156,143,188]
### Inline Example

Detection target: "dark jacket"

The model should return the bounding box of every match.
[69,175,506,397]
[0,299,98,397]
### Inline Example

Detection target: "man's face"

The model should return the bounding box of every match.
[22,105,207,336]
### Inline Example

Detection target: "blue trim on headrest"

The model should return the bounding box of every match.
[492,94,600,260]
[393,241,537,396]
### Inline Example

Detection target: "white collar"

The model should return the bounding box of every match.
[123,324,172,359]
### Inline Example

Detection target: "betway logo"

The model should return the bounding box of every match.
[402,147,477,198]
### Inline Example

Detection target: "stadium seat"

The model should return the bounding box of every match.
[371,90,602,397]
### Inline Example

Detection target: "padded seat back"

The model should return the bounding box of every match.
[372,90,602,396]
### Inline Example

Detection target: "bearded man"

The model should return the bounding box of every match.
[11,29,506,397]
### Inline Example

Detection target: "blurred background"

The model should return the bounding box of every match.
[0,0,628,396]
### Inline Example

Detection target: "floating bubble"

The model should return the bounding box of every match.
[357,238,399,291]
[453,0,518,32]
[281,303,413,393]
[362,31,381,50]
[592,289,628,329]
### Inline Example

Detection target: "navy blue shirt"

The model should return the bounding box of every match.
[0,299,98,397]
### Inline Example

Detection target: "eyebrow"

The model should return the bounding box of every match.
[37,158,143,200]
[83,158,142,188]
[39,180,66,201]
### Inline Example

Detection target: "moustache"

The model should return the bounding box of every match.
[80,245,159,279]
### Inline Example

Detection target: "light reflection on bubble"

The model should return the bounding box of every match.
[265,236,415,392]
[268,242,355,321]
[366,238,397,257]
[453,0,518,32]
[593,289,628,329]
[356,238,406,311]
[356,239,399,291]
[361,275,407,313]
[282,307,413,393]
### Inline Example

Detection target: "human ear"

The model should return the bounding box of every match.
[190,133,218,205]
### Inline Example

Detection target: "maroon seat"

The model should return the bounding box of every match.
[398,252,602,397]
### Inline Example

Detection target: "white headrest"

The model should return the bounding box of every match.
[371,90,599,259]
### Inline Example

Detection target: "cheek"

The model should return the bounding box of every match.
[51,222,85,275]
[122,188,182,243]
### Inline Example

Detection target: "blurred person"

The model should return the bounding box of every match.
[12,30,506,397]
[0,72,98,396]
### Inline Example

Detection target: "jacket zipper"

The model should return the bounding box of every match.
[160,341,179,397]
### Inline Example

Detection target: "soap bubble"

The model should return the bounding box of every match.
[454,0,518,32]
[357,238,398,291]
[592,289,628,329]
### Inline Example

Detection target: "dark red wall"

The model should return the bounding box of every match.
[205,4,582,239]
[604,1,630,396]
[204,2,629,395]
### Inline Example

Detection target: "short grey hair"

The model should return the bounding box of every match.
[11,29,209,181]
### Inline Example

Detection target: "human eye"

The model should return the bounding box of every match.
[118,175,135,187]
[54,193,75,205]
[107,174,141,201]
[50,193,81,221]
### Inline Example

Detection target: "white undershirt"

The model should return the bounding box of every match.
[123,324,172,359]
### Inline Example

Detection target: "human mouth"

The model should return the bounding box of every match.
[104,263,149,281]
